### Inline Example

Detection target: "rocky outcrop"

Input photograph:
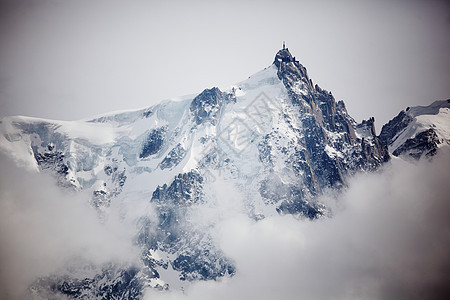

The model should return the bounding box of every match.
[190,87,224,125]
[140,127,167,159]
[379,99,450,159]
[261,48,389,217]
[392,128,440,159]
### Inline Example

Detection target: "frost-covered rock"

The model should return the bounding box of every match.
[379,99,450,159]
[190,87,224,125]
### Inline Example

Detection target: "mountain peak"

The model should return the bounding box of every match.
[0,44,397,298]
[273,46,295,66]
[272,46,309,83]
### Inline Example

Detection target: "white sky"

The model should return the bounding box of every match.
[0,0,449,132]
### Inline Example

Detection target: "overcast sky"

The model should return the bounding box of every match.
[0,0,449,132]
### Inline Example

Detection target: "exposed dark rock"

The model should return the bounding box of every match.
[379,99,449,159]
[151,171,203,206]
[190,87,224,125]
[172,251,235,281]
[260,48,390,218]
[34,149,69,176]
[136,170,235,282]
[30,264,144,299]
[379,110,413,146]
[392,128,440,159]
[140,127,167,158]
[160,144,186,170]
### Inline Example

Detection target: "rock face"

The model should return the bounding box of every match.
[29,263,144,299]
[392,129,440,159]
[379,99,450,159]
[190,87,224,125]
[0,47,393,298]
[140,127,167,158]
[264,48,389,215]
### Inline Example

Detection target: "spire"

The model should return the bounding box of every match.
[273,45,293,67]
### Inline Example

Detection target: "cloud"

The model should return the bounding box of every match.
[145,148,450,300]
[0,154,140,300]
[1,146,449,300]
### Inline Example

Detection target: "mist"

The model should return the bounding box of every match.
[1,146,449,299]
[145,148,450,300]
[0,154,141,300]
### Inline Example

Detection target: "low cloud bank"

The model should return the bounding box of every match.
[146,149,450,300]
[1,148,449,300]
[0,154,139,300]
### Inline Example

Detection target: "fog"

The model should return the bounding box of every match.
[1,147,449,299]
[145,149,450,300]
[0,154,141,300]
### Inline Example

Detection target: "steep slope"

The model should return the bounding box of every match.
[0,47,389,297]
[379,99,450,159]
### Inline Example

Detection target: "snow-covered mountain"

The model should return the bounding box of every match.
[379,99,450,159]
[0,47,419,299]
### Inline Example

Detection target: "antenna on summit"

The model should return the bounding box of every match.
[283,41,286,49]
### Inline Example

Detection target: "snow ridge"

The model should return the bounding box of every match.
[380,99,450,159]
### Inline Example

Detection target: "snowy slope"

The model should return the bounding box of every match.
[0,47,390,298]
[379,99,450,159]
